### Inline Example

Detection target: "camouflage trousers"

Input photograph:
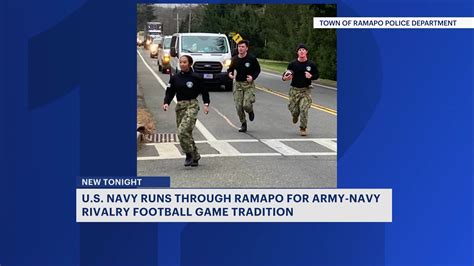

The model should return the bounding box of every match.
[288,86,312,129]
[233,81,256,124]
[175,99,199,154]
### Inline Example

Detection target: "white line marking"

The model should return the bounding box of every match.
[137,152,337,161]
[137,50,168,90]
[200,153,281,157]
[195,120,217,141]
[139,138,338,160]
[260,139,303,156]
[220,139,258,143]
[262,138,337,142]
[138,153,282,161]
[207,140,241,155]
[145,140,247,156]
[143,139,258,146]
[137,49,217,141]
[313,139,337,152]
[144,139,336,145]
[260,71,337,91]
[259,138,324,142]
[152,143,182,159]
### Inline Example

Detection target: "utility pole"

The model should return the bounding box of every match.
[188,10,191,33]
[176,12,180,33]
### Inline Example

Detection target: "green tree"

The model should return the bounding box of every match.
[187,4,337,80]
[137,4,156,32]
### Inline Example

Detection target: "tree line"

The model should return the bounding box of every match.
[138,4,337,80]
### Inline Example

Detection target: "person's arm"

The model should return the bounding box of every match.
[227,57,236,73]
[311,62,320,80]
[282,62,293,81]
[227,57,236,79]
[163,76,176,110]
[201,91,210,106]
[198,76,210,114]
[251,56,261,80]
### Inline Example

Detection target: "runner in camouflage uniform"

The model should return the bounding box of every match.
[163,55,210,167]
[282,44,319,136]
[227,40,261,132]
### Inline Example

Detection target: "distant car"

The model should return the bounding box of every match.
[158,36,172,73]
[137,31,145,46]
[144,36,154,50]
[149,37,162,58]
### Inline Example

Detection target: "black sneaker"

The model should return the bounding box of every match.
[249,111,255,121]
[292,116,298,124]
[238,122,247,132]
[191,153,201,167]
[184,153,193,166]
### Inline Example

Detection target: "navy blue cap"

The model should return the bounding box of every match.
[296,43,308,52]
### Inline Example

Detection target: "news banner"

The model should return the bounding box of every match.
[76,177,392,222]
[313,17,474,28]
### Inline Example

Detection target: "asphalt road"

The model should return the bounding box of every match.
[137,47,337,188]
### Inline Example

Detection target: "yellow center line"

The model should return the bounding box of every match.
[255,86,337,116]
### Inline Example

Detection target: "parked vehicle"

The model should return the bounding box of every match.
[150,37,163,58]
[137,31,145,46]
[158,36,172,73]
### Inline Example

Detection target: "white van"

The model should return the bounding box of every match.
[170,33,233,91]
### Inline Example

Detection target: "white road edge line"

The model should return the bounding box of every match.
[137,49,217,141]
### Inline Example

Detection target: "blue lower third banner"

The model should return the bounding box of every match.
[76,188,392,222]
[77,176,170,188]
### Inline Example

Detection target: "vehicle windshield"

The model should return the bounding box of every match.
[163,38,172,49]
[181,36,228,53]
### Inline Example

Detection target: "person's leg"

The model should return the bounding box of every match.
[175,102,185,128]
[288,87,300,124]
[243,82,256,121]
[233,82,246,124]
[234,82,247,132]
[299,89,312,135]
[177,102,199,165]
